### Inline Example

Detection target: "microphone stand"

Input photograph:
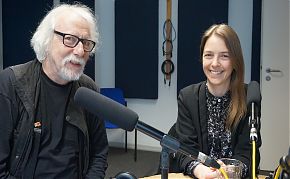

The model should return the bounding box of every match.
[160,147,170,179]
[249,102,258,179]
[136,121,180,179]
[159,135,182,179]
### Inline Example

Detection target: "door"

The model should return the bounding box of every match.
[260,0,290,171]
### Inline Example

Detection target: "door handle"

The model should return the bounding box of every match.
[266,68,281,73]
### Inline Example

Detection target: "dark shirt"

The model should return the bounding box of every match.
[205,86,232,160]
[205,85,247,177]
[34,70,79,179]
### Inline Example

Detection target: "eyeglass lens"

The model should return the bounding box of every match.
[63,34,94,52]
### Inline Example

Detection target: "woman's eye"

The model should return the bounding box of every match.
[204,54,213,58]
[220,54,230,60]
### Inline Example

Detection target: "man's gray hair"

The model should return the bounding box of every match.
[31,3,99,62]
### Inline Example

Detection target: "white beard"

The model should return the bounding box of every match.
[58,54,86,81]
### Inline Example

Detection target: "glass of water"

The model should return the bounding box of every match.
[218,158,243,179]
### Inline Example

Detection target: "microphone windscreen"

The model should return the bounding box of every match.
[74,87,138,131]
[247,81,261,105]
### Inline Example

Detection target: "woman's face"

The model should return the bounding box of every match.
[202,34,233,95]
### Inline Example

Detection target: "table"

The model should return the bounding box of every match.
[140,173,268,179]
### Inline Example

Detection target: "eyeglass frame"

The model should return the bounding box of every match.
[53,30,96,52]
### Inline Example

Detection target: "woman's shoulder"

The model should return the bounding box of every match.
[180,81,206,95]
[177,81,206,104]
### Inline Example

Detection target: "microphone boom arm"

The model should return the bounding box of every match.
[136,121,220,169]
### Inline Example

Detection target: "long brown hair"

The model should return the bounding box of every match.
[200,24,247,130]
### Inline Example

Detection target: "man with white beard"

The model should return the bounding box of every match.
[0,3,108,179]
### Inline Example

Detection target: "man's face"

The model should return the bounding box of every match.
[43,13,93,85]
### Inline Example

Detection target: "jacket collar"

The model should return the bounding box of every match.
[198,81,209,153]
[10,60,41,118]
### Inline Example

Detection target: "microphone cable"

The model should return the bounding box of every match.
[252,140,256,179]
[274,166,282,179]
[219,168,229,179]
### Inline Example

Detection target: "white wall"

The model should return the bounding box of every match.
[94,0,253,152]
[228,0,253,83]
[95,1,115,87]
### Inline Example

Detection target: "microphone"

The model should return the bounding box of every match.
[74,87,220,169]
[74,87,138,131]
[280,147,290,174]
[246,81,261,103]
[246,81,261,141]
[247,81,261,124]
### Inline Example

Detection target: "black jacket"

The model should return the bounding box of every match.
[174,81,261,176]
[0,60,108,179]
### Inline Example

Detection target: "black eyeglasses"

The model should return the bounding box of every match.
[54,30,96,52]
